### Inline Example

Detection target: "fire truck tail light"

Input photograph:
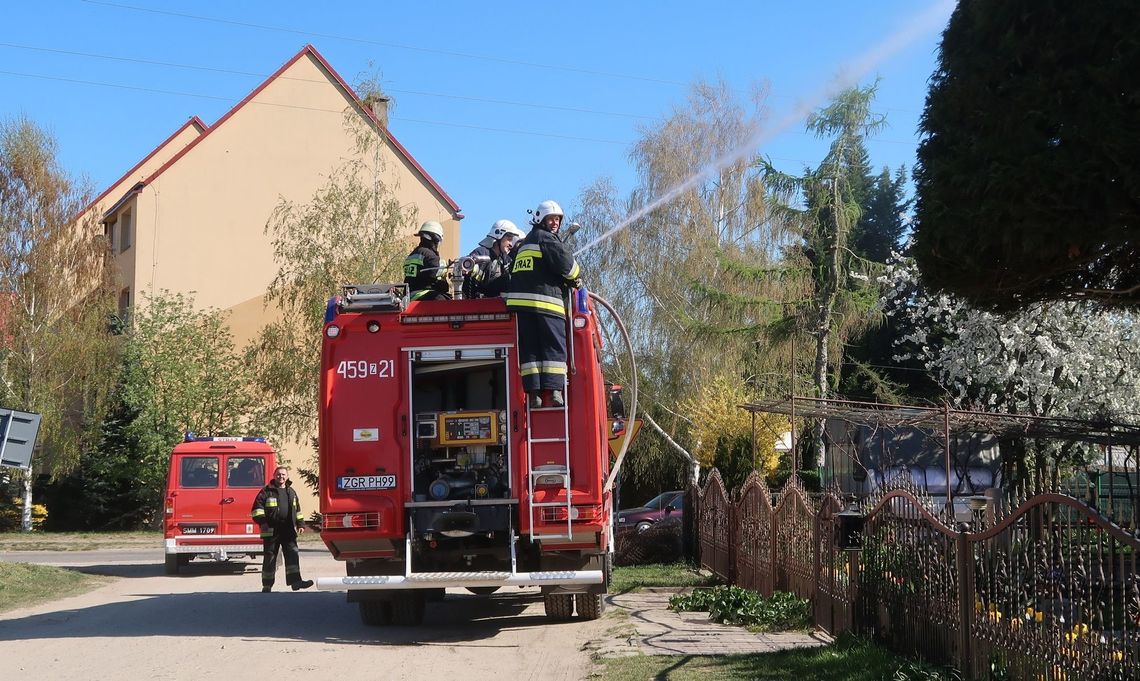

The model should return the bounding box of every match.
[326,325,341,338]
[541,505,601,523]
[325,512,382,529]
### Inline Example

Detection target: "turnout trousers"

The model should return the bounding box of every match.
[261,529,303,588]
[516,311,568,393]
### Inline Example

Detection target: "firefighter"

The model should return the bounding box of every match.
[464,219,525,298]
[404,220,450,301]
[505,200,581,408]
[251,466,313,592]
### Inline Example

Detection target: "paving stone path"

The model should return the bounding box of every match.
[594,587,834,658]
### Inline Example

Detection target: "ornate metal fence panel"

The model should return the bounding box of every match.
[772,477,816,599]
[963,494,1140,681]
[698,470,734,582]
[690,466,1140,680]
[814,491,853,634]
[736,471,774,596]
[856,486,962,669]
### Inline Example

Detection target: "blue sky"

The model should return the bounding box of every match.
[2,1,954,256]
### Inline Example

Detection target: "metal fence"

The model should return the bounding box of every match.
[692,470,1140,680]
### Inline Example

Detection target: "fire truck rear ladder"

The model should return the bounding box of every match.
[525,296,575,541]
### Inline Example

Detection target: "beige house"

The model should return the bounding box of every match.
[80,44,462,346]
[77,45,463,500]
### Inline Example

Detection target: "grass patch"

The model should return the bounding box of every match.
[594,633,961,681]
[0,562,111,613]
[0,531,161,551]
[610,562,718,593]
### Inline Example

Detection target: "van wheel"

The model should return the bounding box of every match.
[543,593,575,620]
[390,591,425,625]
[164,554,180,575]
[359,600,391,626]
[575,592,606,620]
[465,586,499,596]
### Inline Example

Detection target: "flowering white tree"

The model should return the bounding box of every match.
[882,256,1140,490]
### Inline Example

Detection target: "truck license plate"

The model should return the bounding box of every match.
[337,475,397,491]
[181,525,216,535]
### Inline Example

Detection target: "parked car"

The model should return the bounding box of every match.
[616,490,685,533]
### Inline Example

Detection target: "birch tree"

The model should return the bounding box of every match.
[0,116,118,530]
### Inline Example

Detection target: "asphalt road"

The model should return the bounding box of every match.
[0,548,613,681]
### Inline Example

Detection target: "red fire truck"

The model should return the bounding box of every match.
[315,276,635,626]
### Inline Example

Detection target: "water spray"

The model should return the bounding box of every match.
[574,0,954,256]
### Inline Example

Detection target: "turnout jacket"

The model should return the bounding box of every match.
[505,227,581,317]
[464,244,513,298]
[251,480,305,536]
[404,242,449,300]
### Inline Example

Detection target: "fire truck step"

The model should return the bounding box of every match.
[530,437,567,443]
[530,501,572,508]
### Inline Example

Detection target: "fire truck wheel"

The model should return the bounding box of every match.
[391,591,426,625]
[358,600,391,626]
[425,588,446,601]
[575,592,606,620]
[164,554,180,575]
[465,586,500,596]
[543,593,575,620]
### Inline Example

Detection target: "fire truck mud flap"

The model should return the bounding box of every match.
[316,569,604,591]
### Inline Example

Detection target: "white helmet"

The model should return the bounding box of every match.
[417,220,444,243]
[535,200,563,222]
[488,219,524,241]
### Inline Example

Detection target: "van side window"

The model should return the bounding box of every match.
[181,456,219,488]
[227,457,265,487]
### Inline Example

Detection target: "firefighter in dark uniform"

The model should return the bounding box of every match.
[251,466,313,592]
[464,219,525,298]
[505,200,581,408]
[404,220,450,301]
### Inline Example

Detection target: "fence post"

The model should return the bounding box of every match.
[847,550,860,634]
[955,525,974,680]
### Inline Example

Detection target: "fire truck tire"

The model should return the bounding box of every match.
[425,588,446,601]
[358,600,391,626]
[575,592,606,620]
[543,593,575,620]
[465,586,500,596]
[164,554,180,575]
[391,591,426,625]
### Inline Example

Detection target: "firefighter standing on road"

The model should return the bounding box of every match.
[506,200,581,408]
[464,219,525,298]
[251,466,313,592]
[404,220,450,301]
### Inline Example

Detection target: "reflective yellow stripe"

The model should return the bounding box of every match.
[252,509,265,517]
[506,299,565,316]
[565,261,580,280]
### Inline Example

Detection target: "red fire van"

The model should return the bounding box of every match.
[162,435,276,574]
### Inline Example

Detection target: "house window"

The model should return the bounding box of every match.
[118,288,131,323]
[119,209,132,253]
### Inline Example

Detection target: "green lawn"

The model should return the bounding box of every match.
[610,562,719,593]
[594,633,959,681]
[0,562,110,613]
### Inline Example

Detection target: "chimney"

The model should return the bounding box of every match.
[365,93,391,128]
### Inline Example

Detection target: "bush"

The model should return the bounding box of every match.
[670,585,811,630]
[0,499,48,531]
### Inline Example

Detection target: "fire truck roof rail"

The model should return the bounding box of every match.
[338,283,407,313]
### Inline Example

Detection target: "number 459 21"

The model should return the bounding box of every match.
[336,359,395,379]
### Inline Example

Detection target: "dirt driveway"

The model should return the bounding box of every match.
[0,550,614,681]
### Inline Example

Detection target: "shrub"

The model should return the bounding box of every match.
[669,585,811,630]
[0,499,48,531]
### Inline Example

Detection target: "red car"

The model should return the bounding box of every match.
[616,490,685,533]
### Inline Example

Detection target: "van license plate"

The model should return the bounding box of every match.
[181,525,216,535]
[337,475,397,490]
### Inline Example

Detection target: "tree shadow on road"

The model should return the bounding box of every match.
[0,588,568,646]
